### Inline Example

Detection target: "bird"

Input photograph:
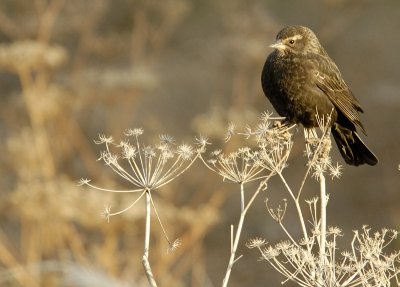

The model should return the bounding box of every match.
[261,25,378,166]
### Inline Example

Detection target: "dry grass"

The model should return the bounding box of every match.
[0,1,223,286]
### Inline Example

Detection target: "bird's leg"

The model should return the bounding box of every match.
[273,119,291,128]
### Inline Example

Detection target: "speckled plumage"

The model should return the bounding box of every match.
[262,26,378,166]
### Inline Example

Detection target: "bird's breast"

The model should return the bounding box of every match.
[262,54,336,127]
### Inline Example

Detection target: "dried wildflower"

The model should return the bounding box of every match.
[251,226,400,287]
[341,250,352,258]
[78,178,91,186]
[246,238,267,249]
[202,146,266,184]
[82,129,208,280]
[299,237,312,246]
[159,134,175,145]
[201,113,293,182]
[129,128,144,136]
[143,145,156,158]
[257,124,293,172]
[95,134,114,144]
[83,130,206,218]
[275,240,291,251]
[167,238,182,253]
[305,197,318,205]
[195,135,210,153]
[329,162,343,179]
[304,113,345,182]
[248,112,400,286]
[224,122,236,142]
[328,226,342,236]
[177,144,194,160]
[266,198,287,223]
[261,246,280,260]
[311,163,325,180]
[120,142,137,159]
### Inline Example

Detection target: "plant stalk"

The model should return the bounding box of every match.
[222,183,245,287]
[142,191,158,287]
[319,173,326,266]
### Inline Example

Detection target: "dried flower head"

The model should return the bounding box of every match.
[304,112,343,181]
[80,129,207,218]
[159,134,175,145]
[167,238,182,253]
[246,238,267,249]
[202,146,265,184]
[266,198,287,223]
[201,113,294,183]
[249,226,400,287]
[195,135,210,153]
[261,246,280,260]
[224,122,236,142]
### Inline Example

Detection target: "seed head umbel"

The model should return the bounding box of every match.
[200,114,293,184]
[80,129,207,218]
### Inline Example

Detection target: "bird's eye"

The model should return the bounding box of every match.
[289,39,295,45]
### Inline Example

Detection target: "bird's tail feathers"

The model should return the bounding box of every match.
[331,123,378,166]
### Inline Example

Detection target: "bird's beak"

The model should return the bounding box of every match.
[269,40,285,50]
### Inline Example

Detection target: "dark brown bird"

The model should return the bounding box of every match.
[262,25,378,166]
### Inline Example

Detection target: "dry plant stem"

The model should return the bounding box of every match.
[319,173,326,265]
[240,184,244,213]
[222,183,245,287]
[222,176,272,287]
[278,172,309,243]
[142,190,158,287]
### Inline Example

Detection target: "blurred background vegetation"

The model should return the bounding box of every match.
[0,0,399,286]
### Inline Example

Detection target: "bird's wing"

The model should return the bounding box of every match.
[313,56,366,134]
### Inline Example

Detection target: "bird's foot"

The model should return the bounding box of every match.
[273,119,290,128]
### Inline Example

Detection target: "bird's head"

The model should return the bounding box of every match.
[270,26,326,56]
